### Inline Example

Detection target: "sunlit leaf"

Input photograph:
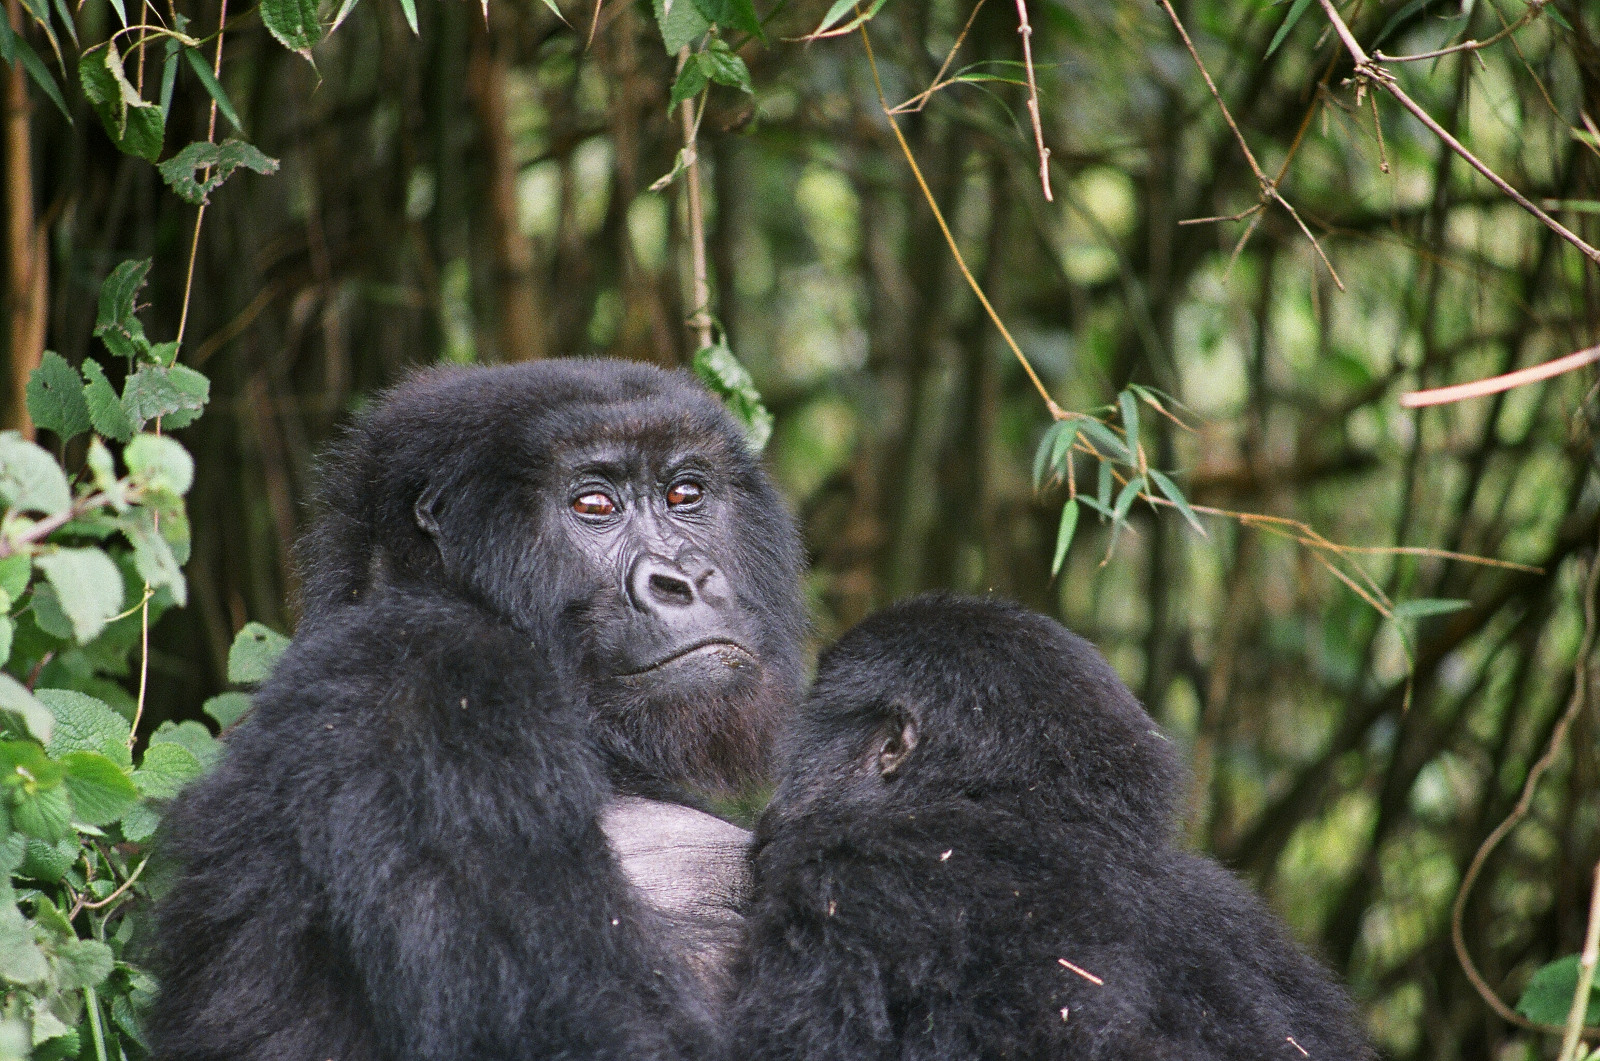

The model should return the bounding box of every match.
[0,432,70,516]
[259,0,324,55]
[227,622,290,685]
[79,44,164,162]
[1051,499,1079,577]
[35,549,124,644]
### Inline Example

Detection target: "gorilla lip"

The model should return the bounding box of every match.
[618,639,757,676]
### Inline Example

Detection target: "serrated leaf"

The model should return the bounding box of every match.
[1148,468,1205,536]
[122,363,210,426]
[691,0,762,36]
[669,59,709,110]
[182,47,242,131]
[92,258,152,360]
[25,352,91,441]
[82,361,135,443]
[653,0,710,53]
[157,137,280,205]
[700,39,752,92]
[35,548,124,644]
[125,433,195,495]
[18,837,76,884]
[1515,954,1600,1025]
[150,719,218,770]
[79,44,164,162]
[691,343,773,451]
[60,752,138,825]
[38,689,130,767]
[202,691,252,730]
[0,904,48,985]
[260,0,324,54]
[1051,499,1079,577]
[11,784,72,842]
[228,622,290,685]
[0,676,52,744]
[0,431,70,516]
[55,938,114,991]
[132,740,203,800]
[125,510,186,605]
[1392,598,1471,622]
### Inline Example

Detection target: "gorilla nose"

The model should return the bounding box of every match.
[628,556,722,615]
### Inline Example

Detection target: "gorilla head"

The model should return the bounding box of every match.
[765,592,1181,836]
[295,358,806,795]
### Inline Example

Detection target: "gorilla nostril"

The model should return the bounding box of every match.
[648,571,695,607]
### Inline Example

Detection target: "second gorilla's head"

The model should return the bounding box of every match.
[295,358,806,796]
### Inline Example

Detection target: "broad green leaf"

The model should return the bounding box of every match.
[1265,0,1314,57]
[1392,598,1471,622]
[0,904,48,985]
[82,361,135,442]
[690,0,761,37]
[18,837,76,883]
[260,0,324,54]
[132,740,203,800]
[227,622,290,684]
[202,691,252,730]
[124,510,186,605]
[35,548,124,644]
[1515,954,1600,1025]
[653,0,709,54]
[0,431,71,515]
[38,689,130,767]
[670,60,709,110]
[699,38,752,92]
[11,785,72,842]
[24,352,90,441]
[29,582,74,640]
[0,676,51,744]
[54,938,114,991]
[1051,499,1079,577]
[92,258,152,361]
[60,752,138,826]
[0,617,11,669]
[182,47,242,131]
[0,555,28,600]
[150,719,218,771]
[125,433,195,495]
[122,363,210,426]
[79,44,164,162]
[120,801,159,842]
[158,136,279,206]
[691,343,774,451]
[1148,469,1205,535]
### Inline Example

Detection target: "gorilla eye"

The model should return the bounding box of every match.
[572,492,616,517]
[666,481,704,509]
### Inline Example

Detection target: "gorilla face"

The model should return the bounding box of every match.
[295,358,806,796]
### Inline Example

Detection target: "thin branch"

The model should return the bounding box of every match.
[1560,864,1600,1061]
[677,47,713,353]
[1401,344,1600,408]
[890,0,986,113]
[1451,521,1600,1036]
[1371,3,1537,64]
[1013,0,1051,200]
[1314,0,1600,265]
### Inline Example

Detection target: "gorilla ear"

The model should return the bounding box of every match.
[414,481,444,541]
[877,702,919,779]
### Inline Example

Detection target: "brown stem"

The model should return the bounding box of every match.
[4,0,45,438]
[678,48,713,353]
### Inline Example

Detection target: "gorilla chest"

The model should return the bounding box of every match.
[601,796,753,995]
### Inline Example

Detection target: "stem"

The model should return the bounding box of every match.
[1560,864,1600,1061]
[678,47,713,353]
[1012,0,1051,200]
[4,0,44,438]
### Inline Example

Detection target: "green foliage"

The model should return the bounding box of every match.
[692,343,774,451]
[1516,955,1600,1026]
[79,44,164,162]
[225,623,288,686]
[158,140,279,205]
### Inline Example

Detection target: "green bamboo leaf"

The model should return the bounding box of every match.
[806,0,888,37]
[1096,460,1112,511]
[1265,0,1313,57]
[1112,475,1143,524]
[1078,418,1131,464]
[182,47,242,131]
[397,0,418,35]
[1050,499,1080,577]
[1148,469,1205,536]
[1118,389,1140,449]
[1391,598,1470,622]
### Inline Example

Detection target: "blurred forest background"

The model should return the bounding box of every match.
[3,0,1599,1056]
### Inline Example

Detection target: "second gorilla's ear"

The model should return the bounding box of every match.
[877,702,919,778]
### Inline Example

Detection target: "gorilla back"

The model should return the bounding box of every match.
[731,595,1371,1061]
[150,359,805,1060]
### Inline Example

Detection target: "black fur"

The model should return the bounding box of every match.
[730,594,1372,1061]
[150,359,805,1060]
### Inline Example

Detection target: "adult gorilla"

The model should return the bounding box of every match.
[149,359,804,1060]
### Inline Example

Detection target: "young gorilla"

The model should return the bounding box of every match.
[150,359,804,1060]
[730,594,1372,1061]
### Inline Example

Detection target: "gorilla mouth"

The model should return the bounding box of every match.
[616,640,758,677]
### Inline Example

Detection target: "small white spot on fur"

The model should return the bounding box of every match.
[940,849,953,861]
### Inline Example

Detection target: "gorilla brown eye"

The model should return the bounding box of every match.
[666,481,703,508]
[572,492,615,517]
